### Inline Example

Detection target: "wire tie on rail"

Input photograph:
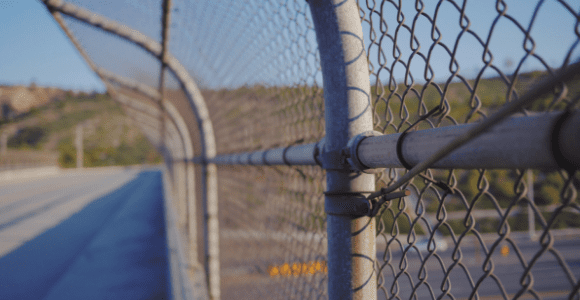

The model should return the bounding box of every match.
[367,189,411,217]
[418,174,455,194]
[324,189,411,217]
[396,106,443,170]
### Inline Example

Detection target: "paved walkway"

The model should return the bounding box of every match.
[0,168,170,300]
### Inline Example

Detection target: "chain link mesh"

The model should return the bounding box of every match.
[61,13,162,87]
[169,0,326,298]
[56,0,326,296]
[65,0,163,42]
[50,0,580,298]
[218,165,327,299]
[358,0,580,298]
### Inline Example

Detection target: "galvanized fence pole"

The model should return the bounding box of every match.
[164,102,199,268]
[75,123,83,168]
[0,131,7,157]
[309,1,376,299]
[119,94,189,226]
[45,2,172,175]
[202,161,219,299]
[46,4,182,211]
[158,0,173,220]
[159,0,201,268]
[527,169,537,240]
[43,4,220,296]
[101,71,200,269]
[164,116,187,221]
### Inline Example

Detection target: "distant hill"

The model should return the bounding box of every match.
[0,86,162,168]
[0,84,77,120]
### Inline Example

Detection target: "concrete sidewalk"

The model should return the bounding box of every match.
[0,170,170,300]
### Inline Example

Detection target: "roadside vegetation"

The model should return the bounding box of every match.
[205,69,579,236]
[371,69,580,236]
[0,90,162,168]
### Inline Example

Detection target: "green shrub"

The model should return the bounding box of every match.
[57,137,76,168]
[8,126,47,149]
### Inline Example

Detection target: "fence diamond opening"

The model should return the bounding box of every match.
[41,0,580,299]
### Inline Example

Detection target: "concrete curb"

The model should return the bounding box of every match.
[0,166,61,182]
[162,168,209,300]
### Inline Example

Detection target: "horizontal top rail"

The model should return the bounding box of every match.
[358,110,580,170]
[202,142,320,166]
[198,110,580,171]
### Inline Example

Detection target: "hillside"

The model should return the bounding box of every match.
[0,84,71,120]
[200,69,580,234]
[0,86,162,168]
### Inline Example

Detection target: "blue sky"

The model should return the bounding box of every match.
[0,0,105,92]
[0,0,578,92]
[361,0,580,86]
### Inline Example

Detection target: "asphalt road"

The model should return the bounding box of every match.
[2,167,577,299]
[217,229,580,299]
[376,234,580,299]
[0,168,169,300]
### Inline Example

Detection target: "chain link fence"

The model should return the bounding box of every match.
[171,1,327,297]
[42,0,580,299]
[358,1,580,299]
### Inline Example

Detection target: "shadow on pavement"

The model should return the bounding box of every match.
[0,170,170,300]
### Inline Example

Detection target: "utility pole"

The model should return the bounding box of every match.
[0,131,7,157]
[527,169,537,240]
[76,124,83,168]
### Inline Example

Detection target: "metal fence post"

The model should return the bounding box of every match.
[163,101,199,269]
[42,5,220,296]
[166,117,187,225]
[527,169,537,240]
[75,123,83,169]
[100,70,201,270]
[203,162,219,300]
[1,131,7,157]
[309,1,376,299]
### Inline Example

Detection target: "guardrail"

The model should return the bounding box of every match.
[42,0,580,299]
